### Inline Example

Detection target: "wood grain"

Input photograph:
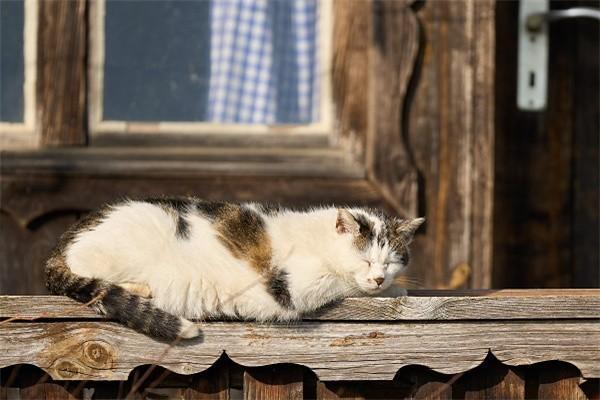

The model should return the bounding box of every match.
[469,0,495,289]
[37,0,87,147]
[526,362,588,400]
[367,0,419,218]
[0,319,598,381]
[332,0,370,162]
[406,0,495,290]
[243,366,303,400]
[2,292,599,321]
[19,383,77,400]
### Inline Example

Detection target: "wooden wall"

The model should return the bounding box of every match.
[1,0,497,293]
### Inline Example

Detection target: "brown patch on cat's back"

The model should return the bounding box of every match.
[212,204,273,275]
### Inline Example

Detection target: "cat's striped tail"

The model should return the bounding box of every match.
[44,254,199,342]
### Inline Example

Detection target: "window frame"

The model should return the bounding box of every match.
[0,0,38,148]
[88,0,335,143]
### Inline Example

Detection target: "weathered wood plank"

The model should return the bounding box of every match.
[243,366,303,400]
[332,0,370,163]
[0,147,365,179]
[0,320,598,381]
[367,0,420,218]
[2,292,599,320]
[407,0,495,290]
[469,0,495,289]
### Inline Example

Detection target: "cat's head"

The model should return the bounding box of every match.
[335,208,424,294]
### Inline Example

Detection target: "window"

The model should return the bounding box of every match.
[0,0,37,147]
[89,0,333,139]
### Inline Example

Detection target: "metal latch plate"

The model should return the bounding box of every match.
[518,0,549,111]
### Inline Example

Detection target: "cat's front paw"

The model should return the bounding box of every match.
[178,318,201,339]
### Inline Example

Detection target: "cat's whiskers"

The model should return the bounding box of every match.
[394,275,425,289]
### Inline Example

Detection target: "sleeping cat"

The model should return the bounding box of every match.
[45,198,424,341]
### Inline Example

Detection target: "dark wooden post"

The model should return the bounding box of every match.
[37,0,88,146]
[243,365,303,400]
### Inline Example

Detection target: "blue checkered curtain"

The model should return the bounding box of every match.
[207,0,319,124]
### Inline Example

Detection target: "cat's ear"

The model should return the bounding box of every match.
[336,209,359,235]
[394,217,425,243]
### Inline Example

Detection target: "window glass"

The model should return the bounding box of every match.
[102,0,319,124]
[103,1,211,122]
[0,0,25,123]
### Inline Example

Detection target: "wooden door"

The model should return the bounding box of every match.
[0,0,495,294]
[494,0,599,288]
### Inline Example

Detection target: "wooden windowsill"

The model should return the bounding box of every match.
[1,289,598,381]
[0,146,365,179]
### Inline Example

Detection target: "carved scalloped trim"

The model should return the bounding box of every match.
[1,351,590,386]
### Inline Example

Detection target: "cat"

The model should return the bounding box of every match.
[45,198,424,341]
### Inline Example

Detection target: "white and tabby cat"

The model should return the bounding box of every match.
[45,198,424,341]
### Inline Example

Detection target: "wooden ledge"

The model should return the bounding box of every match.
[1,290,599,381]
[1,289,599,320]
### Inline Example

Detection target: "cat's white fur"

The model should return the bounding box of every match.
[65,201,420,336]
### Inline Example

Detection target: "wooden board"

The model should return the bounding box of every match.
[1,291,600,321]
[1,319,598,381]
[407,0,496,289]
[2,291,597,382]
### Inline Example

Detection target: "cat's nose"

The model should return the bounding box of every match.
[374,277,384,286]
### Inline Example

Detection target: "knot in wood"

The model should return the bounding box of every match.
[83,341,113,368]
[54,360,80,379]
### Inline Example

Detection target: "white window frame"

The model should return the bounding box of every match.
[89,0,334,140]
[0,0,38,148]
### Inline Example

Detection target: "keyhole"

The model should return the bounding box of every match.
[529,71,536,87]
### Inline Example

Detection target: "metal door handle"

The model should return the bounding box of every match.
[527,8,600,32]
[518,1,600,111]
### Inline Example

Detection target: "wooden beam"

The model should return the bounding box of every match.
[37,0,87,146]
[0,319,598,381]
[367,0,420,218]
[1,291,600,321]
[407,0,496,289]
